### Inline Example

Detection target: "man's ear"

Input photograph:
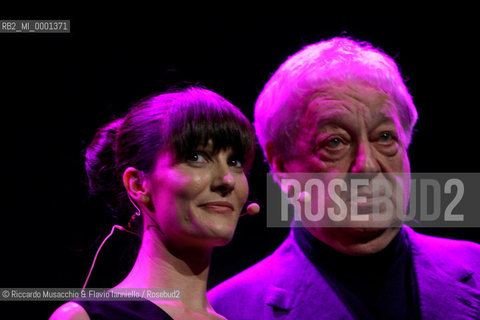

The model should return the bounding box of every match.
[123,167,150,205]
[266,141,286,173]
[266,141,293,194]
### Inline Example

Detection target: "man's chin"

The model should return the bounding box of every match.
[339,226,388,239]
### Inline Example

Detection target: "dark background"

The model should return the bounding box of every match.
[1,8,479,318]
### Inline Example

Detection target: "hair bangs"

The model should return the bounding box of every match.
[166,88,255,169]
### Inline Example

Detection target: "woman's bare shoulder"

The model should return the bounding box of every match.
[49,301,90,320]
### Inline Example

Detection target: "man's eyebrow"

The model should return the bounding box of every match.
[314,110,399,131]
[371,112,398,128]
[314,109,361,132]
[315,107,353,125]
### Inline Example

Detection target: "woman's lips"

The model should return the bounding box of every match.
[199,201,234,213]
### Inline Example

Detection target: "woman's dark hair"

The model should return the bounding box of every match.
[85,87,255,226]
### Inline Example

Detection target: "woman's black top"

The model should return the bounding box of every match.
[73,299,174,320]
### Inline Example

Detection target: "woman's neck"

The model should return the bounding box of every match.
[114,228,213,313]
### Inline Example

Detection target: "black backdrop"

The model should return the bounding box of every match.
[1,9,479,318]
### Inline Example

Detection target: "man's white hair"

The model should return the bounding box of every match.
[254,37,418,162]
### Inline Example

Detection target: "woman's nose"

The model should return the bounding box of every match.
[222,173,236,189]
[212,165,236,195]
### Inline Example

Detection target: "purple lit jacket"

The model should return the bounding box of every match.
[208,226,480,319]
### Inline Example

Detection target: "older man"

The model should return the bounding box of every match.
[208,38,480,319]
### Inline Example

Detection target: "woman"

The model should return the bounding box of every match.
[50,87,257,319]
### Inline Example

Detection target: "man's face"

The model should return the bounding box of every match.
[280,81,411,241]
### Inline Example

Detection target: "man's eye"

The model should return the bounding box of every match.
[326,137,344,148]
[379,132,394,143]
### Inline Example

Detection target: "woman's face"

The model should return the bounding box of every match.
[146,140,249,248]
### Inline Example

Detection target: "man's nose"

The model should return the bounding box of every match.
[350,142,380,177]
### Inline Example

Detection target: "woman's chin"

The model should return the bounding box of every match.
[207,228,237,247]
[185,225,237,248]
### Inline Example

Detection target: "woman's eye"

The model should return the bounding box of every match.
[186,152,208,164]
[228,158,244,168]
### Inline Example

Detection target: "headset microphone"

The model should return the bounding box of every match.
[81,195,141,292]
[82,199,259,291]
[81,225,120,292]
[298,191,311,203]
[240,202,260,217]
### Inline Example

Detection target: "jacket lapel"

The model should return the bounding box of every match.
[405,227,480,319]
[264,230,354,319]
